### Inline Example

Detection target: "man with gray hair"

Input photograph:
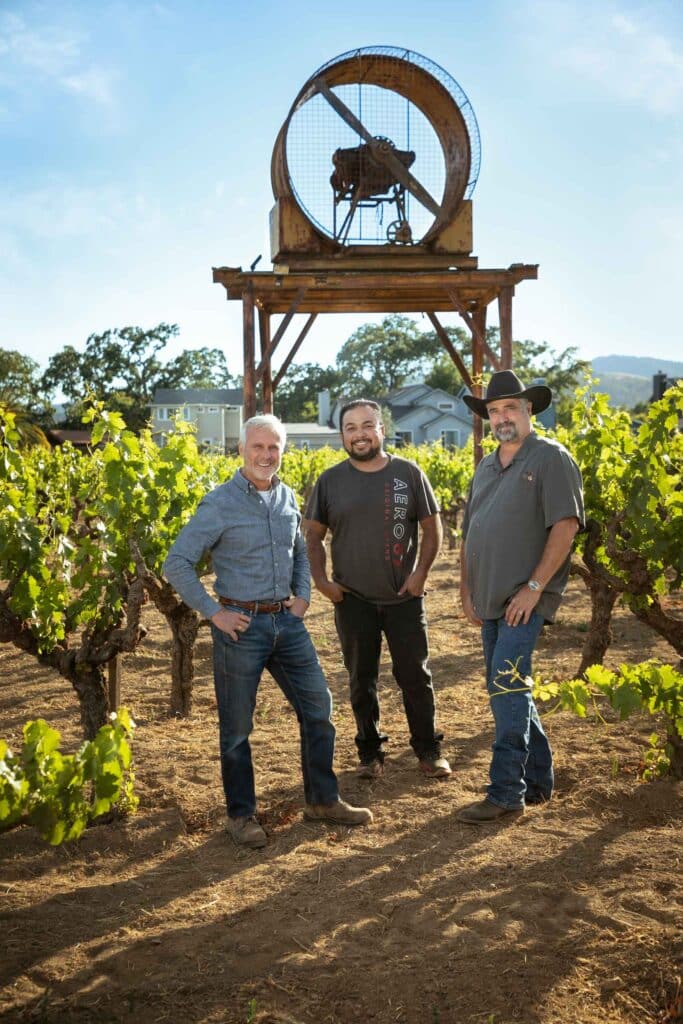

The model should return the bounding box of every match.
[164,414,371,848]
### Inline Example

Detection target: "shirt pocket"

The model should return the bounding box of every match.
[276,510,299,547]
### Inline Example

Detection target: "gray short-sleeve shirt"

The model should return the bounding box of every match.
[462,433,584,622]
[306,455,439,604]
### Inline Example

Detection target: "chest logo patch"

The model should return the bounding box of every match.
[523,472,534,483]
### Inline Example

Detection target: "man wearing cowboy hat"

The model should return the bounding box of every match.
[457,371,584,824]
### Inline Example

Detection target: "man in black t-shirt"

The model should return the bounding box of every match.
[305,399,450,781]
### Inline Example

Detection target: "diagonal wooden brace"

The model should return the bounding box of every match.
[255,287,307,382]
[445,287,501,371]
[426,312,473,390]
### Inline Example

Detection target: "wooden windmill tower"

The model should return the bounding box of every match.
[213,46,537,460]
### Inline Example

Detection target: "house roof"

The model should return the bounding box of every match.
[152,388,243,405]
[47,429,93,447]
[284,423,340,436]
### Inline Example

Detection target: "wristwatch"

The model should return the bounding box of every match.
[527,579,543,592]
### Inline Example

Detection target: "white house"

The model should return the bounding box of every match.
[150,387,343,450]
[151,388,243,450]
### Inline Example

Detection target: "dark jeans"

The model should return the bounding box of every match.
[334,592,442,763]
[481,611,554,809]
[211,607,339,819]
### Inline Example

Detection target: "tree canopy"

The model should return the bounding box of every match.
[0,349,52,414]
[41,325,238,430]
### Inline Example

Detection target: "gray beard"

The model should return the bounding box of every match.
[494,423,519,443]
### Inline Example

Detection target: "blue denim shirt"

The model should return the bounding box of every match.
[163,469,311,620]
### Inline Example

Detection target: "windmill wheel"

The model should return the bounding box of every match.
[272,46,480,249]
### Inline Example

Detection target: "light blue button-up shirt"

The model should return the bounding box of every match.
[163,469,311,620]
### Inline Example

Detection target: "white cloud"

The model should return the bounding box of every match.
[0,10,116,107]
[0,183,159,242]
[62,67,115,106]
[522,1,683,115]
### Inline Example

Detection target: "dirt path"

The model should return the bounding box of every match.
[1,558,681,1024]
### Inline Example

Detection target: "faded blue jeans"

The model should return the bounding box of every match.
[481,611,553,809]
[211,606,339,819]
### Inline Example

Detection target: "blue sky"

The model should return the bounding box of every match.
[1,0,681,384]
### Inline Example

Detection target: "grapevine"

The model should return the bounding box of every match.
[0,708,138,844]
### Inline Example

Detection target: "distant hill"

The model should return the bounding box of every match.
[591,355,683,379]
[589,372,651,409]
[587,354,681,408]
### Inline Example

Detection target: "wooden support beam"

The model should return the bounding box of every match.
[498,286,514,368]
[108,655,121,713]
[242,284,256,418]
[255,287,306,382]
[472,306,487,466]
[426,312,473,390]
[259,308,273,413]
[273,314,318,389]
[445,287,501,371]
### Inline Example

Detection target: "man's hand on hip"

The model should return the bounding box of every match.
[398,568,428,598]
[315,579,346,604]
[505,586,542,626]
[284,596,309,618]
[211,608,252,641]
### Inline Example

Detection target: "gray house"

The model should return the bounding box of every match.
[151,388,243,450]
[325,384,474,447]
[385,384,474,447]
[325,378,555,447]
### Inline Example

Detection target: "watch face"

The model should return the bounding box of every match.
[528,580,541,591]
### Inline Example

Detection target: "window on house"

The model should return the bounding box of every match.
[395,430,413,446]
[438,402,454,411]
[183,407,193,421]
[441,430,459,448]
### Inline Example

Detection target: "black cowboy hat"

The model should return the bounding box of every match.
[463,370,553,420]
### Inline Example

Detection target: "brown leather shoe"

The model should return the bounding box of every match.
[304,798,373,826]
[227,814,267,848]
[357,758,384,780]
[419,756,452,779]
[456,798,523,824]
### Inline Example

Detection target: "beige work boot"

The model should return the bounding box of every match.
[303,798,373,826]
[227,814,268,848]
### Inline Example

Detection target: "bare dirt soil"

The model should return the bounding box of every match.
[0,557,681,1024]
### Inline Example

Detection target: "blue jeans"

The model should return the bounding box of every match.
[481,612,553,809]
[211,607,339,819]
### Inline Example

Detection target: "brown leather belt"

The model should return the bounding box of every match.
[219,596,285,614]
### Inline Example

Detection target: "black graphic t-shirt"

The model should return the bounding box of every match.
[305,455,439,604]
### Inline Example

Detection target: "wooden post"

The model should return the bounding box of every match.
[108,655,121,713]
[472,306,487,466]
[259,308,273,413]
[242,284,256,419]
[498,286,513,368]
